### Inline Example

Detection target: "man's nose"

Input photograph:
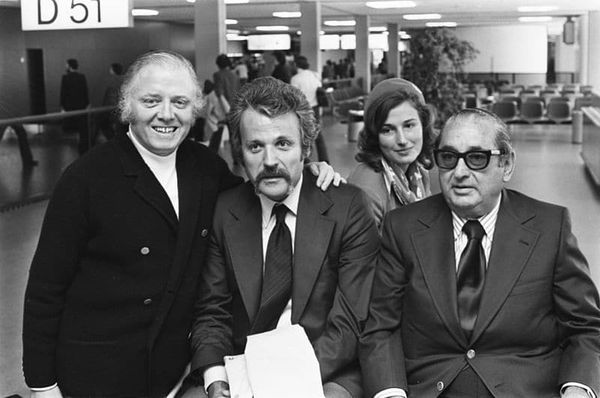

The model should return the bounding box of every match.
[158,101,174,120]
[263,146,278,166]
[453,157,471,177]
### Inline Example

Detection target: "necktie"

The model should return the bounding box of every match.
[252,204,293,334]
[457,220,486,339]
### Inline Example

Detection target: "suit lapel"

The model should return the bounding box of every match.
[471,191,539,343]
[226,183,264,324]
[412,197,467,347]
[292,176,335,323]
[117,135,178,231]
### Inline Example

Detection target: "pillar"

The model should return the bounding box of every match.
[588,11,600,91]
[355,14,370,92]
[194,0,227,84]
[300,1,321,74]
[387,22,400,78]
[578,13,589,84]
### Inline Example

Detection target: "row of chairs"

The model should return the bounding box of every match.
[500,84,593,96]
[492,99,572,124]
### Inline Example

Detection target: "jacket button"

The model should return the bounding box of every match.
[143,298,152,305]
[467,349,476,359]
[437,381,444,391]
[201,229,208,237]
[140,247,150,255]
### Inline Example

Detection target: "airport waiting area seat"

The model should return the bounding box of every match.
[520,101,547,124]
[492,101,521,124]
[546,101,572,124]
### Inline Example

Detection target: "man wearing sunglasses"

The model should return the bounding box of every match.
[360,108,600,398]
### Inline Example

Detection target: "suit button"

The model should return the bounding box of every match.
[201,229,208,237]
[437,381,444,391]
[143,298,152,305]
[140,246,150,255]
[467,349,476,359]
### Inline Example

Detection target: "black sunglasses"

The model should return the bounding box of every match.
[434,149,506,171]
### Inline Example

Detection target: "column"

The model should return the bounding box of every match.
[355,14,370,93]
[300,1,321,74]
[588,11,600,91]
[577,13,589,84]
[387,22,400,78]
[194,0,227,84]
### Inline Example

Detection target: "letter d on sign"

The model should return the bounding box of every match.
[38,0,58,24]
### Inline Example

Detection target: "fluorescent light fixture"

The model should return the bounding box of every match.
[518,6,558,12]
[369,26,388,32]
[186,0,195,3]
[227,29,241,34]
[297,30,302,35]
[132,9,159,16]
[226,19,238,24]
[519,16,553,22]
[426,21,457,27]
[225,0,249,4]
[324,20,356,26]
[273,11,301,18]
[227,34,247,41]
[256,25,289,31]
[403,13,442,20]
[366,1,416,9]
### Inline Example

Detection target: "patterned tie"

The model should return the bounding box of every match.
[457,220,486,339]
[251,204,293,334]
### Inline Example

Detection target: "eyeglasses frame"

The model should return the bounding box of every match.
[433,148,507,171]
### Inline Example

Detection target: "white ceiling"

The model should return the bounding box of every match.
[3,0,600,34]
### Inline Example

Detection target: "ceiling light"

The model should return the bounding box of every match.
[256,25,289,31]
[519,16,553,22]
[226,19,238,24]
[366,1,416,9]
[403,13,442,20]
[426,21,457,27]
[132,9,159,16]
[518,6,558,12]
[227,34,247,41]
[186,0,195,3]
[324,20,356,27]
[273,11,301,18]
[225,0,249,4]
[227,29,241,34]
[369,26,388,32]
[297,30,302,35]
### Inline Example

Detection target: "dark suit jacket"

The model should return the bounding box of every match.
[60,71,89,110]
[23,133,242,397]
[190,171,379,397]
[360,190,600,398]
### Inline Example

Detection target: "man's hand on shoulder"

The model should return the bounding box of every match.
[30,386,63,398]
[207,381,230,398]
[307,161,346,191]
[562,386,592,398]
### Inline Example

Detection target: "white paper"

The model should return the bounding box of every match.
[244,324,325,398]
[225,354,253,398]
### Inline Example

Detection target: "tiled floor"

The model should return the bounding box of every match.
[1,116,599,397]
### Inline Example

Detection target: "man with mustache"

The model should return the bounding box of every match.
[359,108,600,398]
[189,77,379,398]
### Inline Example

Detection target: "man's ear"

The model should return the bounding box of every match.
[502,150,516,183]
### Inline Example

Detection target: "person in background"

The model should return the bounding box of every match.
[291,55,329,163]
[189,76,378,398]
[360,108,600,398]
[60,58,89,154]
[22,50,340,398]
[213,54,240,105]
[348,78,436,231]
[97,62,126,141]
[201,79,229,152]
[234,56,249,85]
[271,51,291,84]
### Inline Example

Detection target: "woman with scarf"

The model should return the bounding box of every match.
[348,78,437,231]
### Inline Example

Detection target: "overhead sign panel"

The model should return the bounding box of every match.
[21,0,133,31]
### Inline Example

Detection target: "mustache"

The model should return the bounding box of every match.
[255,167,291,183]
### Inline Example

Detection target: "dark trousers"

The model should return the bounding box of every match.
[440,366,494,398]
[8,124,36,167]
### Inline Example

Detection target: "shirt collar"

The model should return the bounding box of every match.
[127,130,178,166]
[451,194,502,239]
[259,173,303,227]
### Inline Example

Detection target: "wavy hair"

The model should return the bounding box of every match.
[228,76,318,164]
[356,90,437,172]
